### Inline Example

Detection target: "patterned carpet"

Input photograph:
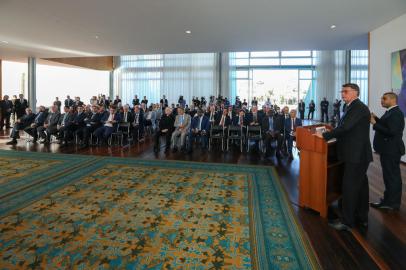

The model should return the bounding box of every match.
[0,150,319,269]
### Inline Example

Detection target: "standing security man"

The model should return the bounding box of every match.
[320,97,329,122]
[370,92,405,210]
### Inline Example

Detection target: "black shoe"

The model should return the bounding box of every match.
[328,221,352,231]
[172,147,178,153]
[370,202,399,210]
[6,140,17,145]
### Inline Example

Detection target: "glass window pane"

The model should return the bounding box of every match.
[281,58,312,65]
[281,51,312,57]
[235,52,249,58]
[235,58,249,66]
[236,70,249,79]
[250,51,279,57]
[250,58,279,66]
[299,70,313,79]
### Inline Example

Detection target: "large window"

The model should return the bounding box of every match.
[229,51,316,107]
[350,50,368,104]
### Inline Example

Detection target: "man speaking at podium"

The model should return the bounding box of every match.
[319,83,373,231]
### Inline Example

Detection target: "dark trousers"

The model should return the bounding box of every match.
[154,130,172,149]
[10,123,25,139]
[264,132,278,155]
[342,161,370,226]
[308,110,314,120]
[0,113,11,129]
[299,110,305,120]
[333,110,340,121]
[380,155,402,208]
[321,110,328,122]
[24,126,39,140]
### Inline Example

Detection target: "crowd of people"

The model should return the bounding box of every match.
[1,94,305,159]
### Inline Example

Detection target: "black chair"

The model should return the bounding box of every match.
[246,125,262,152]
[227,125,244,152]
[209,125,225,151]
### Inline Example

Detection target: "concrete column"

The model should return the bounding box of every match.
[109,71,114,99]
[28,57,37,112]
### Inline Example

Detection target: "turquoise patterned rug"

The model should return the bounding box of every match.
[0,150,319,269]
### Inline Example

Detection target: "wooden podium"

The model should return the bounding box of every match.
[296,124,344,217]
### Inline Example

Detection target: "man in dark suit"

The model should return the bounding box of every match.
[38,105,61,144]
[94,106,121,144]
[370,92,405,210]
[298,99,305,120]
[215,109,232,127]
[0,95,13,129]
[262,108,284,157]
[188,109,210,152]
[320,97,329,122]
[64,95,74,108]
[284,109,302,159]
[153,107,174,153]
[246,106,262,127]
[320,83,373,231]
[24,105,48,143]
[160,95,168,108]
[6,108,35,145]
[77,105,102,147]
[56,106,76,144]
[14,94,29,119]
[132,95,140,107]
[61,105,87,146]
[131,105,144,141]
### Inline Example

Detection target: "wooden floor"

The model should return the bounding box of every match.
[0,128,405,270]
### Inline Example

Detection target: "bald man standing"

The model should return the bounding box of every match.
[370,92,405,211]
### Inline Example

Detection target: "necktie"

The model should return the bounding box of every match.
[239,116,242,126]
[199,117,202,130]
[292,118,295,131]
[269,117,273,131]
[220,116,224,126]
[124,113,127,122]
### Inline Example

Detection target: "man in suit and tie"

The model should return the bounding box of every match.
[0,95,13,129]
[154,107,174,153]
[131,105,144,142]
[215,109,231,127]
[284,109,302,159]
[171,107,191,152]
[298,99,306,120]
[77,105,102,147]
[262,108,284,157]
[57,106,76,144]
[14,94,29,119]
[188,109,210,153]
[132,95,140,107]
[94,106,121,144]
[6,108,36,145]
[37,105,61,144]
[370,92,405,210]
[320,97,329,122]
[64,95,74,108]
[320,83,373,231]
[24,105,47,143]
[61,105,87,146]
[247,106,262,126]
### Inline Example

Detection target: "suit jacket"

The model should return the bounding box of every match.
[0,100,13,114]
[191,115,210,132]
[64,99,74,107]
[373,106,405,157]
[120,111,134,123]
[72,112,87,128]
[284,117,302,135]
[246,112,263,125]
[85,112,102,127]
[214,114,231,127]
[262,115,283,133]
[132,111,144,127]
[19,113,36,127]
[158,114,175,132]
[58,112,75,127]
[232,115,248,126]
[298,102,306,112]
[45,112,61,127]
[101,112,121,128]
[174,114,191,131]
[14,99,29,115]
[323,99,373,164]
[33,111,47,126]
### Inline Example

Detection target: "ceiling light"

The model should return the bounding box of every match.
[185,30,192,34]
[1,40,9,44]
[330,25,337,29]
[94,35,99,39]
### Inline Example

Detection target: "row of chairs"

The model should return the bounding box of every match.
[209,125,262,152]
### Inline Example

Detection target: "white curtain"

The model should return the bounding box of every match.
[115,53,218,107]
[350,50,369,104]
[312,50,346,118]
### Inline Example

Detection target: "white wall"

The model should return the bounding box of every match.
[370,13,406,162]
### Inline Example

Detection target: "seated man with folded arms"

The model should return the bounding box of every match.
[24,105,47,143]
[171,107,191,152]
[153,107,175,153]
[188,109,210,153]
[6,108,35,145]
[38,105,61,144]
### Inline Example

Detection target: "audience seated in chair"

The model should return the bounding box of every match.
[284,109,302,159]
[38,105,61,144]
[94,106,121,145]
[24,105,47,143]
[171,107,191,152]
[131,105,144,142]
[77,105,103,147]
[153,107,175,153]
[6,108,35,145]
[262,108,283,157]
[188,109,210,153]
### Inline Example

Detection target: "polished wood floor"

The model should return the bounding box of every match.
[0,128,404,270]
